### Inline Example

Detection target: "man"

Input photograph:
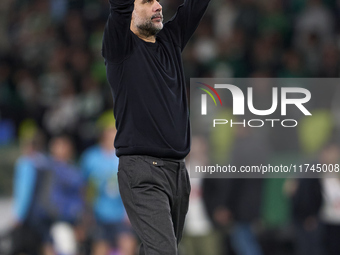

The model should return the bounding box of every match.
[102,0,211,254]
[48,135,84,255]
[48,135,84,225]
[80,125,137,255]
[13,131,54,255]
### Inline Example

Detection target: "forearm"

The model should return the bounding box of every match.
[102,0,134,62]
[166,0,211,50]
[108,0,134,12]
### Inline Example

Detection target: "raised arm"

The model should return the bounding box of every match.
[164,0,211,51]
[102,0,135,62]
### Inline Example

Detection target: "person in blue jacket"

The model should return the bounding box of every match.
[13,131,55,255]
[48,135,84,225]
[80,125,136,255]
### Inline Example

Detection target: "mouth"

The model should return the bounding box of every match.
[151,14,163,22]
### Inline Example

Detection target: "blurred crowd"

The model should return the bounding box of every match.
[1,0,340,255]
[1,0,340,148]
[2,125,137,255]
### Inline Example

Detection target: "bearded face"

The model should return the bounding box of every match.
[133,12,163,37]
[131,0,163,38]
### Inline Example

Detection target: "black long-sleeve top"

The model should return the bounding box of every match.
[102,0,210,159]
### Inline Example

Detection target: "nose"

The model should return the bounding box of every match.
[153,1,162,12]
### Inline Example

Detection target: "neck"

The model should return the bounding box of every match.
[137,33,156,43]
[130,25,156,43]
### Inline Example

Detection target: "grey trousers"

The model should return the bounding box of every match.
[118,155,191,255]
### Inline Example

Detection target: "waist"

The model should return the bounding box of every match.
[116,146,189,160]
[119,155,185,167]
